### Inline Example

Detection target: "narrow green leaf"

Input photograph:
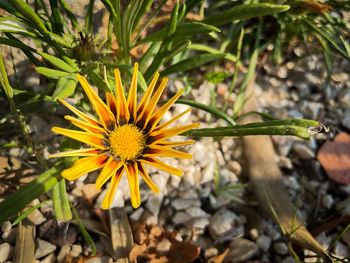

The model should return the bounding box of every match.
[12,200,52,226]
[49,0,64,34]
[188,44,237,62]
[160,53,225,76]
[0,0,24,19]
[53,75,77,100]
[202,3,290,26]
[116,65,148,91]
[36,67,71,79]
[134,22,220,46]
[58,0,81,30]
[84,0,96,33]
[89,70,111,93]
[0,17,37,37]
[71,202,96,254]
[205,71,230,84]
[132,0,152,32]
[53,179,72,221]
[183,119,327,139]
[0,166,63,224]
[0,36,36,52]
[139,42,161,74]
[173,99,236,126]
[39,52,76,73]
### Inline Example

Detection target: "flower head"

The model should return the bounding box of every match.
[49,63,199,209]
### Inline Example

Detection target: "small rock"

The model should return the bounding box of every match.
[334,242,350,257]
[34,239,57,259]
[41,253,56,263]
[2,228,17,244]
[224,238,258,262]
[146,193,163,215]
[342,115,350,129]
[191,217,210,229]
[1,221,12,233]
[0,243,13,263]
[85,256,112,263]
[343,228,350,247]
[209,208,244,239]
[185,207,210,218]
[219,169,238,186]
[57,245,70,263]
[266,224,281,241]
[317,132,350,184]
[172,212,191,224]
[130,207,144,221]
[249,228,259,240]
[322,194,334,209]
[281,256,298,263]
[316,232,332,249]
[293,143,315,159]
[256,235,272,252]
[273,242,288,255]
[70,245,82,258]
[172,198,201,210]
[338,88,350,108]
[332,72,349,83]
[204,247,218,258]
[82,184,101,201]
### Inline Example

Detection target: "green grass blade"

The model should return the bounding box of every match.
[49,0,64,34]
[53,74,77,99]
[58,0,81,31]
[36,67,71,78]
[84,0,96,34]
[39,52,76,72]
[12,199,52,226]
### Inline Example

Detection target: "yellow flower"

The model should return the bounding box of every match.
[49,63,199,209]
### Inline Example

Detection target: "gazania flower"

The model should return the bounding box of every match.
[49,63,199,209]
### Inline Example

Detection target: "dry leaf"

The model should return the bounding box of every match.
[208,248,229,263]
[167,241,200,263]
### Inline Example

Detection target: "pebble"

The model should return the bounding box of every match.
[204,247,218,258]
[1,221,11,233]
[209,208,244,239]
[249,228,259,240]
[339,88,350,108]
[224,238,258,262]
[146,193,163,215]
[185,207,210,218]
[281,256,298,263]
[191,217,210,229]
[342,115,350,129]
[70,244,82,258]
[273,242,289,255]
[85,256,112,263]
[172,198,201,210]
[266,224,281,241]
[292,143,315,159]
[2,228,17,244]
[129,207,144,221]
[322,194,334,209]
[256,235,272,252]
[343,227,350,247]
[219,169,238,186]
[0,243,13,263]
[34,239,57,259]
[334,242,350,257]
[57,245,70,263]
[172,212,191,224]
[316,232,332,249]
[41,253,56,263]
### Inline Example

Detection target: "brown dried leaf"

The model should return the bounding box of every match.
[129,244,148,262]
[208,248,229,263]
[167,241,200,263]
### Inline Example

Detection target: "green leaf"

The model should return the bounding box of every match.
[0,0,25,19]
[53,75,77,100]
[160,53,225,76]
[0,166,63,224]
[202,3,290,26]
[36,67,71,79]
[89,70,111,93]
[205,71,230,84]
[39,52,76,73]
[0,17,37,37]
[49,0,64,34]
[132,0,152,33]
[188,44,237,62]
[58,0,81,31]
[135,22,220,46]
[84,0,96,33]
[52,179,72,221]
[12,199,52,226]
[0,36,36,52]
[183,119,327,139]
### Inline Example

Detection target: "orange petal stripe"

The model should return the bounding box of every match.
[64,116,106,134]
[140,156,182,177]
[144,145,192,159]
[77,74,116,130]
[126,63,138,121]
[152,108,192,133]
[52,127,106,149]
[62,154,108,181]
[149,123,200,144]
[140,78,168,128]
[59,99,101,126]
[137,162,159,194]
[125,163,141,208]
[136,72,159,117]
[95,157,123,189]
[148,90,184,132]
[114,68,130,122]
[101,166,124,209]
[106,92,117,118]
[48,148,100,158]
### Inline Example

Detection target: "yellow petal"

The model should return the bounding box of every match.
[137,162,159,194]
[140,156,182,177]
[52,127,106,149]
[155,140,195,147]
[126,63,138,121]
[101,166,124,209]
[59,99,101,126]
[136,72,159,117]
[64,115,106,134]
[144,145,192,159]
[77,74,116,130]
[140,78,168,129]
[62,154,108,181]
[114,68,130,122]
[95,157,123,189]
[152,108,192,133]
[48,148,100,158]
[125,163,141,208]
[149,123,200,144]
[147,90,184,132]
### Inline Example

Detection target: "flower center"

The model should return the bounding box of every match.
[109,124,145,161]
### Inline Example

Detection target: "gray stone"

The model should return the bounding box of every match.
[224,238,258,262]
[41,253,56,263]
[249,228,259,240]
[342,227,350,248]
[191,218,210,229]
[256,235,272,252]
[209,208,244,239]
[1,221,11,233]
[70,244,82,258]
[339,88,350,108]
[334,242,350,257]
[2,228,17,244]
[322,194,334,209]
[185,207,210,218]
[57,245,70,263]
[292,143,315,159]
[146,193,163,215]
[172,198,201,210]
[172,212,191,224]
[281,256,298,263]
[129,207,144,221]
[34,239,57,259]
[204,247,218,258]
[0,243,13,263]
[273,242,289,255]
[342,115,350,129]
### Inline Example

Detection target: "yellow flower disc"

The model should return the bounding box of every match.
[109,124,145,161]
